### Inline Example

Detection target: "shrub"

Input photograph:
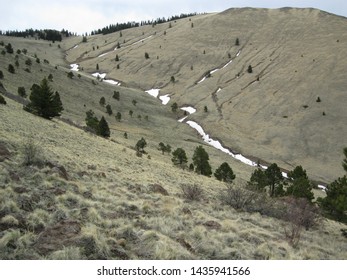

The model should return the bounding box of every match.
[219,185,256,210]
[283,197,320,247]
[180,184,203,201]
[144,52,149,59]
[21,138,43,166]
[0,70,3,79]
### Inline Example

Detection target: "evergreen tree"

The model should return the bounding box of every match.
[135,137,147,154]
[342,147,347,172]
[158,142,172,155]
[113,91,120,101]
[8,64,15,73]
[193,145,212,177]
[106,104,112,115]
[171,148,188,169]
[85,110,99,132]
[98,116,110,138]
[235,38,240,46]
[286,166,314,201]
[24,78,63,119]
[265,163,284,197]
[171,102,178,112]
[115,112,121,122]
[0,70,3,79]
[129,110,133,117]
[18,87,27,98]
[99,97,106,106]
[214,162,236,183]
[247,65,253,73]
[249,168,267,191]
[5,43,13,54]
[318,176,347,222]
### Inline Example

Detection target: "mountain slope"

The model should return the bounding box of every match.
[64,8,347,182]
[0,7,347,260]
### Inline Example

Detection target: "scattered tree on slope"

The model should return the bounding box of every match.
[193,145,212,177]
[214,162,236,183]
[24,78,63,120]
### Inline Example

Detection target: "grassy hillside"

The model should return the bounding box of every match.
[63,8,347,183]
[0,7,347,260]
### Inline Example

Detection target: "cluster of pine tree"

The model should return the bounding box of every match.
[1,29,73,41]
[91,13,197,35]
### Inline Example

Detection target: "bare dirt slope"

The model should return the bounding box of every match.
[64,8,347,182]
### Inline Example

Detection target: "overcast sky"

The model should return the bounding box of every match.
[1,0,346,34]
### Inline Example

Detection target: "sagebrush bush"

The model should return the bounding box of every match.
[180,184,203,201]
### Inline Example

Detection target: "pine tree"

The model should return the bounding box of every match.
[171,148,188,168]
[286,166,314,201]
[85,109,99,132]
[235,38,240,46]
[318,176,347,222]
[265,163,284,197]
[99,97,106,106]
[193,145,212,177]
[171,102,178,112]
[115,112,121,122]
[342,147,347,172]
[249,168,268,191]
[98,116,110,138]
[214,162,236,183]
[135,137,147,154]
[106,104,112,115]
[8,64,15,73]
[5,43,13,54]
[247,65,253,73]
[24,78,63,119]
[113,91,120,100]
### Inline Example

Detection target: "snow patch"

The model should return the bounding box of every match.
[73,45,79,49]
[92,72,107,79]
[104,79,121,86]
[185,120,270,168]
[145,88,160,98]
[159,94,170,105]
[70,64,79,71]
[98,52,110,58]
[180,106,196,114]
[222,59,233,69]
